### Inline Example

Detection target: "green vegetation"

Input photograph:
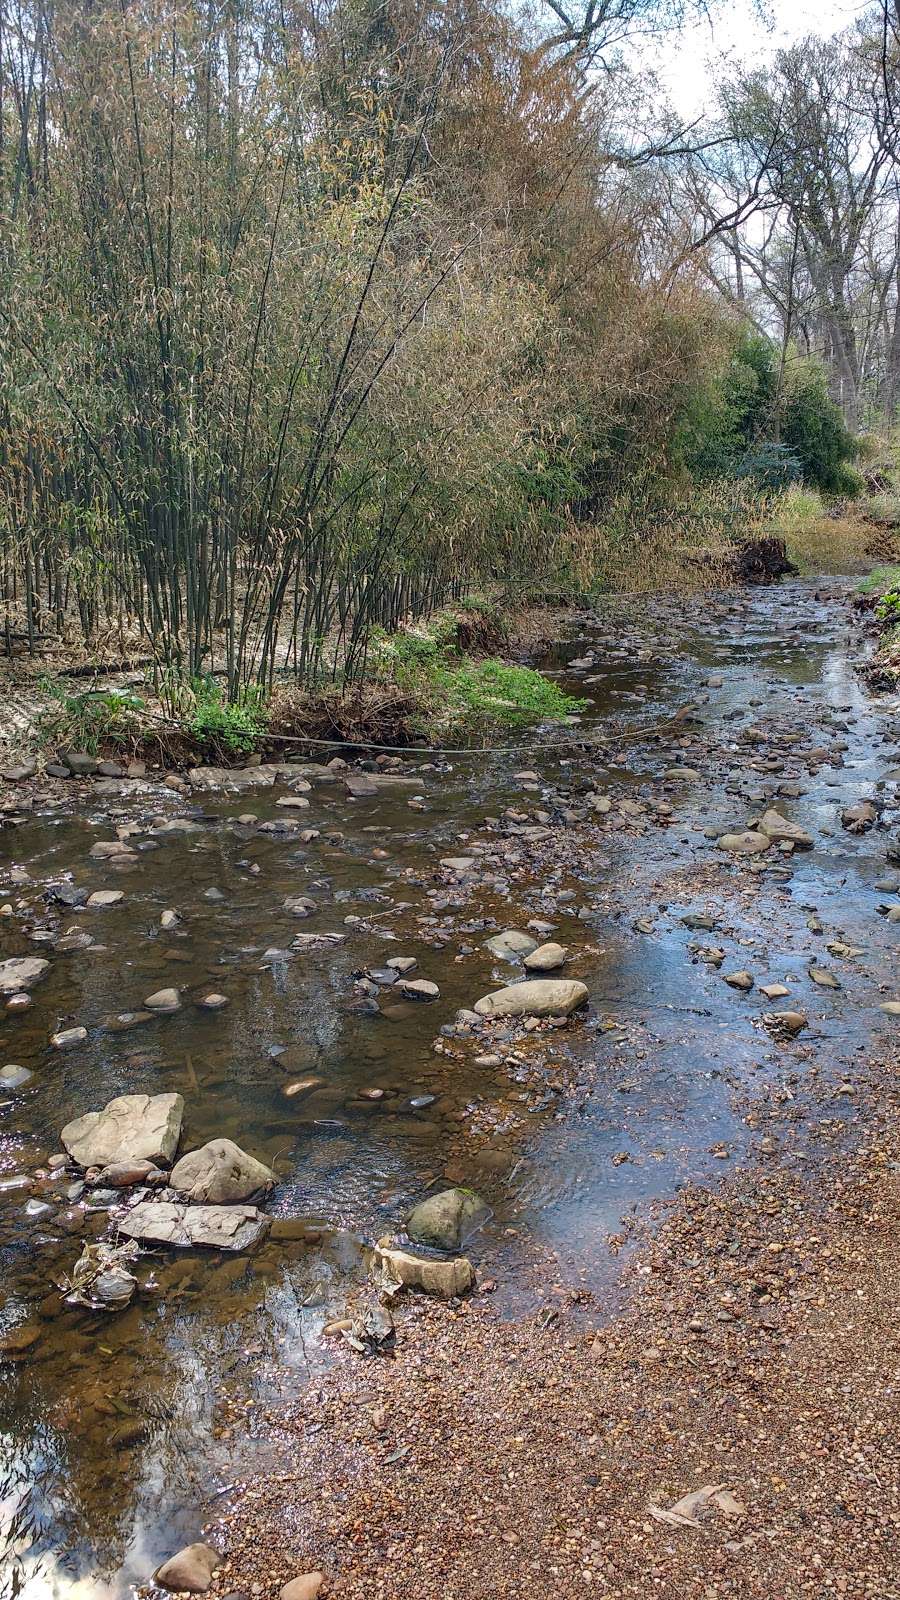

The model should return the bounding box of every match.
[859,565,900,686]
[181,678,270,758]
[35,682,146,755]
[857,566,900,594]
[680,333,860,497]
[158,668,267,755]
[376,625,587,729]
[875,585,900,628]
[2,0,899,714]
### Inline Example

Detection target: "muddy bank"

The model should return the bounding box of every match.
[2,577,900,1598]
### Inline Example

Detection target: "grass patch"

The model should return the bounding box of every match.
[589,478,776,594]
[375,615,586,728]
[856,565,900,594]
[771,484,873,575]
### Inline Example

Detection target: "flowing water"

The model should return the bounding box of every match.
[1,579,898,1598]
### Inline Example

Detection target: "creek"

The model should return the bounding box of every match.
[1,578,898,1598]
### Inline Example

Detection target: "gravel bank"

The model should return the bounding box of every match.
[204,1063,899,1600]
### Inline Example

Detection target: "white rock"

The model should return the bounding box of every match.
[398,978,440,1001]
[0,957,49,995]
[484,930,538,961]
[88,841,136,860]
[374,1239,474,1297]
[155,1543,222,1593]
[717,831,773,856]
[758,808,813,849]
[62,1092,184,1168]
[196,992,228,1010]
[51,1026,87,1050]
[143,987,181,1013]
[86,890,124,908]
[280,1577,324,1600]
[474,979,588,1019]
[118,1199,269,1251]
[523,942,568,972]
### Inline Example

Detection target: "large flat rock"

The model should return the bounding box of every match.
[474,978,588,1019]
[757,808,813,848]
[0,956,49,994]
[717,830,773,856]
[186,764,294,792]
[118,1200,269,1251]
[62,1092,184,1168]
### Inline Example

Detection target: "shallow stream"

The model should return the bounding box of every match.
[1,579,898,1598]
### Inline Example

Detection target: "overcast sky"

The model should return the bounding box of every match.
[652,0,872,118]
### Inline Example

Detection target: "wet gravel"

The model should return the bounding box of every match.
[208,1063,900,1600]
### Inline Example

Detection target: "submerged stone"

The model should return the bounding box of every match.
[758,808,813,849]
[484,930,538,961]
[0,1064,33,1090]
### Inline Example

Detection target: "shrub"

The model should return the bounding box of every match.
[36,681,146,755]
[781,360,860,495]
[187,677,269,757]
[679,330,860,496]
[875,585,900,627]
[375,618,586,727]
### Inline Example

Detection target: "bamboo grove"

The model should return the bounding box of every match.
[2,0,899,692]
[0,0,728,688]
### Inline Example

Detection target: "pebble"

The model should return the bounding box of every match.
[144,988,181,1013]
[51,1027,88,1050]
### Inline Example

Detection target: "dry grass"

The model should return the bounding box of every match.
[774,486,877,575]
[588,479,774,595]
[267,681,425,748]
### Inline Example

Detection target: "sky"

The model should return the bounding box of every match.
[653,0,873,118]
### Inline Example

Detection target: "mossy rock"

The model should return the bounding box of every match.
[407,1187,491,1251]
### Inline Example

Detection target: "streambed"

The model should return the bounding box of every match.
[1,579,898,1598]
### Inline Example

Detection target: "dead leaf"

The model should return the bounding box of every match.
[648,1483,727,1529]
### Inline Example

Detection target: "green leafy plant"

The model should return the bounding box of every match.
[187,676,269,756]
[36,679,146,754]
[857,565,900,594]
[376,620,586,728]
[436,659,587,725]
[875,585,900,627]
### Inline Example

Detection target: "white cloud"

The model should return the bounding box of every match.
[653,0,870,119]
